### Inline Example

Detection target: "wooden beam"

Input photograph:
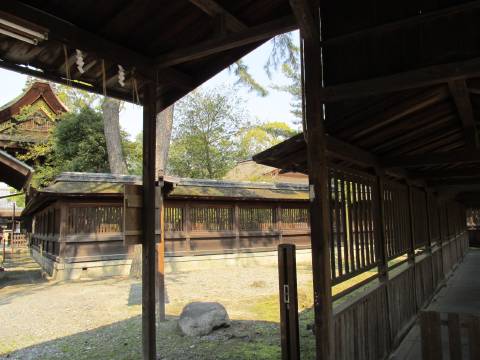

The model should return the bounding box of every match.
[428,177,480,186]
[382,149,480,167]
[320,1,480,47]
[189,0,247,32]
[0,57,135,103]
[142,83,157,360]
[317,57,480,103]
[289,0,318,39]
[155,16,296,68]
[0,0,192,87]
[448,79,478,148]
[411,168,480,179]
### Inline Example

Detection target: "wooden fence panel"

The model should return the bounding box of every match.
[329,166,378,284]
[388,266,417,344]
[415,255,435,308]
[333,284,390,360]
[420,311,480,360]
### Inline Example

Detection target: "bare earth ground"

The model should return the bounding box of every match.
[0,251,317,359]
[0,251,376,359]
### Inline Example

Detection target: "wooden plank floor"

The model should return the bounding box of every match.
[390,249,480,359]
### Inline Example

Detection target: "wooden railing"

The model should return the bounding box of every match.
[420,310,480,360]
[331,233,468,360]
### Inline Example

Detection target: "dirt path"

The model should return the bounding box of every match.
[0,252,315,359]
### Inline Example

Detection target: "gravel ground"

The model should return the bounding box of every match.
[0,251,314,359]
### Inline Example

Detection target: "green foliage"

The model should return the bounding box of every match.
[7,187,25,208]
[232,60,268,97]
[168,87,247,179]
[272,63,302,122]
[237,121,298,160]
[124,133,143,176]
[19,106,136,187]
[54,107,109,172]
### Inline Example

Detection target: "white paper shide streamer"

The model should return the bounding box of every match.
[75,49,85,74]
[118,65,125,87]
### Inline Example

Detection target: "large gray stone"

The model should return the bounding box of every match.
[178,302,230,336]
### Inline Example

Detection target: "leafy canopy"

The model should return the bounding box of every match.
[167,87,247,179]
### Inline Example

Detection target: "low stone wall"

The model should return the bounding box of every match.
[31,247,132,281]
[165,248,312,273]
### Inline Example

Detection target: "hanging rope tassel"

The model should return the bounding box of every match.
[101,59,107,97]
[63,44,71,86]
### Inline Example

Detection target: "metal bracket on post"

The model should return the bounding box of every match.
[278,243,300,360]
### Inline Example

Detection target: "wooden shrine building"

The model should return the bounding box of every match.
[23,172,309,280]
[1,1,479,359]
[0,81,67,156]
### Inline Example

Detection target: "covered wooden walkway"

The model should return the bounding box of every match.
[391,249,480,359]
[0,1,479,359]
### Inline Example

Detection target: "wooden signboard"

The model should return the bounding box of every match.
[123,184,162,245]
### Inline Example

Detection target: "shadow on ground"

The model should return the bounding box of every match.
[0,309,317,360]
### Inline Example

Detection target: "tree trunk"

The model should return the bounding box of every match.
[155,105,174,177]
[102,98,128,174]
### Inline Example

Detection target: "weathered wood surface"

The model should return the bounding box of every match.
[278,244,300,360]
[419,311,480,360]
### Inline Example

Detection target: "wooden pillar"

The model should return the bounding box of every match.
[373,170,388,280]
[142,83,157,360]
[299,6,335,358]
[185,202,191,253]
[234,203,240,250]
[406,183,419,310]
[278,243,300,360]
[276,204,283,244]
[11,202,15,254]
[156,181,166,322]
[59,202,67,260]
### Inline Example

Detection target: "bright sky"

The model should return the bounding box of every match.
[0,31,300,140]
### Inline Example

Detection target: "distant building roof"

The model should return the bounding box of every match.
[0,82,68,124]
[23,172,309,216]
[224,159,308,184]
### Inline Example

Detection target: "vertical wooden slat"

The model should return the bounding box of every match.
[334,170,343,277]
[353,181,362,270]
[420,311,443,360]
[447,313,462,360]
[340,173,349,274]
[468,315,480,359]
[346,179,355,273]
[142,83,157,360]
[278,244,300,360]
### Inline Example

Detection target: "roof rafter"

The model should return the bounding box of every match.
[155,16,296,68]
[317,57,480,103]
[0,0,193,87]
[381,149,480,167]
[448,79,478,148]
[189,0,247,32]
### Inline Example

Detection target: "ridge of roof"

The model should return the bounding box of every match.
[54,172,308,191]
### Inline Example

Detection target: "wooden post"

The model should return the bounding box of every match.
[407,184,419,310]
[373,170,392,346]
[157,180,166,322]
[277,204,283,244]
[142,83,157,360]
[278,244,300,360]
[373,170,388,280]
[299,2,335,357]
[234,203,240,250]
[11,202,15,255]
[185,202,191,253]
